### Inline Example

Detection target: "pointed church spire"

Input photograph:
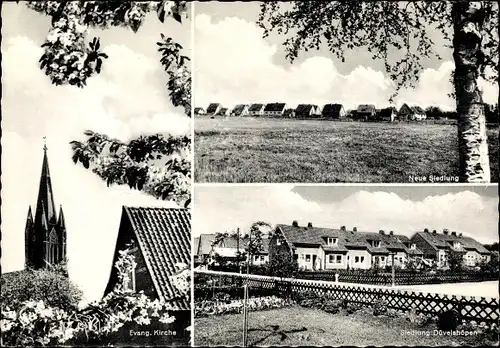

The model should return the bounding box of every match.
[27,206,33,221]
[57,205,65,229]
[34,139,57,227]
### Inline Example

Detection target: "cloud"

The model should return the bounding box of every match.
[194,187,498,245]
[1,35,188,303]
[194,15,498,110]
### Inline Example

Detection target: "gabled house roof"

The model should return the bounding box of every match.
[295,104,319,115]
[206,103,221,114]
[322,104,344,116]
[196,233,270,256]
[357,104,376,113]
[264,103,287,112]
[276,224,424,256]
[232,104,248,115]
[107,207,191,310]
[413,231,490,254]
[194,107,205,113]
[248,103,265,112]
[217,107,229,115]
[380,107,397,118]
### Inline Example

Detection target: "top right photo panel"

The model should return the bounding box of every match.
[193,1,498,184]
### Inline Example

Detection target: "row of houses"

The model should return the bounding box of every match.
[195,103,427,121]
[194,222,492,271]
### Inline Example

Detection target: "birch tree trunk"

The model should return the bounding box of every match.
[452,2,491,183]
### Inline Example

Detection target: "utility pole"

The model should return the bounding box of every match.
[391,252,395,287]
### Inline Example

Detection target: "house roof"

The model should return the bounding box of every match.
[217,107,229,114]
[193,237,200,256]
[197,233,216,255]
[232,104,248,115]
[248,103,265,112]
[276,224,424,255]
[295,104,319,115]
[206,103,221,113]
[123,207,191,310]
[380,107,397,117]
[357,104,376,113]
[322,104,343,115]
[194,107,204,112]
[411,106,425,114]
[414,231,490,254]
[196,233,270,255]
[264,103,287,112]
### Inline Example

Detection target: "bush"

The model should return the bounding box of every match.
[438,309,460,331]
[1,266,83,311]
[194,296,289,317]
[345,302,362,314]
[322,300,341,314]
[372,299,388,316]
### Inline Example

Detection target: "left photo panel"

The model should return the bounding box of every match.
[1,2,192,347]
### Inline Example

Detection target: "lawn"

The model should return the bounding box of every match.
[194,306,493,347]
[194,117,499,183]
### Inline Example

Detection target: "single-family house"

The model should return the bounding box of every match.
[104,207,190,344]
[379,107,398,122]
[295,104,321,118]
[248,103,265,117]
[217,107,230,116]
[398,104,427,121]
[206,103,222,115]
[263,103,287,117]
[194,107,205,116]
[410,229,491,268]
[356,104,377,121]
[231,104,250,117]
[322,104,346,119]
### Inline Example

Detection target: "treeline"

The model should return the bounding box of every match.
[425,104,499,123]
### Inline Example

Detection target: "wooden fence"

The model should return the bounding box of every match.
[298,270,498,286]
[195,270,499,326]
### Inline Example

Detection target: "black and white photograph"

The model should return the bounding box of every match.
[1,1,192,346]
[193,185,499,346]
[193,1,498,184]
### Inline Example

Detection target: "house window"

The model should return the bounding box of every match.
[276,238,281,246]
[327,238,338,246]
[360,256,365,263]
[336,255,342,263]
[410,244,416,249]
[300,254,305,260]
[380,256,385,262]
[355,256,360,263]
[328,254,335,263]
[305,254,311,262]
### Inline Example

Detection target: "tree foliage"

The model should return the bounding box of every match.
[258,1,498,94]
[0,265,83,312]
[447,250,465,271]
[25,0,191,116]
[70,130,191,207]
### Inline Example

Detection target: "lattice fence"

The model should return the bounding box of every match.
[195,270,499,326]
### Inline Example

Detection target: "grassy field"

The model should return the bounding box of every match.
[194,117,499,183]
[194,306,492,346]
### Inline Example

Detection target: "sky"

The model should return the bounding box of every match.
[194,2,498,111]
[1,3,191,303]
[193,185,499,245]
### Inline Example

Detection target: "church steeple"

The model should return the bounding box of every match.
[25,139,67,270]
[34,140,57,228]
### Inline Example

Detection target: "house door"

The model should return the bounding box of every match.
[312,255,317,270]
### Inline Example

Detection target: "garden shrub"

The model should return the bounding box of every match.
[385,308,400,318]
[345,302,362,314]
[372,299,388,316]
[438,309,460,331]
[322,300,341,314]
[194,296,289,317]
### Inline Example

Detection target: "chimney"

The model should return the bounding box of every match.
[459,233,462,238]
[389,231,394,236]
[353,227,357,232]
[432,230,437,235]
[443,229,449,235]
[424,228,429,233]
[307,222,313,228]
[379,230,385,235]
[451,231,457,237]
[340,225,346,231]
[292,220,298,227]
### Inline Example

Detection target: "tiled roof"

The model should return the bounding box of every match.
[322,104,343,116]
[197,234,215,255]
[411,106,426,114]
[277,224,424,256]
[415,231,490,254]
[264,103,286,112]
[295,104,318,115]
[196,234,270,255]
[357,104,376,113]
[232,104,248,115]
[248,103,265,112]
[124,207,191,310]
[206,103,221,113]
[194,107,204,113]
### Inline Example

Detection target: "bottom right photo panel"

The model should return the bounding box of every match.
[193,184,498,347]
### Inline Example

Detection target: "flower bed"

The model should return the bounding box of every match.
[195,296,290,318]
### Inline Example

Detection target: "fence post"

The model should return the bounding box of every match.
[335,273,339,283]
[242,283,249,347]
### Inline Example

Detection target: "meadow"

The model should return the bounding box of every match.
[194,117,499,183]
